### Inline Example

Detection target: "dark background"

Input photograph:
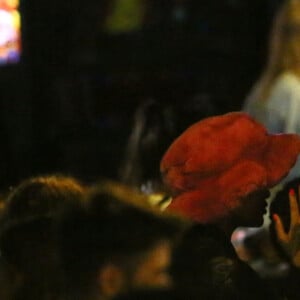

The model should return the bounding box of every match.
[0,0,283,190]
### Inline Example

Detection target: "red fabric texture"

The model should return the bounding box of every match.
[160,112,300,223]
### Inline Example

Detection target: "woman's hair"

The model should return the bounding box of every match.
[249,0,300,102]
[119,99,177,191]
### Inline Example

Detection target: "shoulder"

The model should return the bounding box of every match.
[272,72,300,91]
[267,72,300,108]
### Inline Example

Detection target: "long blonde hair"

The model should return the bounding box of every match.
[251,0,300,102]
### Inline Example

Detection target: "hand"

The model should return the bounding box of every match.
[273,187,300,267]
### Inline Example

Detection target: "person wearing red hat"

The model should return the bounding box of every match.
[161,111,300,235]
[161,112,300,299]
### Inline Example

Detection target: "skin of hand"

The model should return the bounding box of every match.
[273,187,300,267]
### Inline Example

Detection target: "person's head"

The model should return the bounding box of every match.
[1,174,85,224]
[227,188,270,229]
[0,174,86,300]
[59,180,184,300]
[160,112,300,234]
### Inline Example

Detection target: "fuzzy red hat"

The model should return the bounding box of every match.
[160,112,300,223]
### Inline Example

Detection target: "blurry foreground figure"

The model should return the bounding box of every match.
[0,174,85,300]
[59,180,185,300]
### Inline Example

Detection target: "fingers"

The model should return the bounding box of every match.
[289,189,300,226]
[273,213,288,242]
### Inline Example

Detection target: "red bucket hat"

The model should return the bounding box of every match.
[160,112,300,223]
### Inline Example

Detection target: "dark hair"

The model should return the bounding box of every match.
[59,181,184,298]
